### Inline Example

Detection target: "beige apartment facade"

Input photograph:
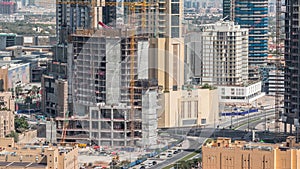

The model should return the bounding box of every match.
[0,92,15,138]
[203,137,300,169]
[0,138,78,169]
[158,86,219,128]
[0,63,30,92]
[149,38,185,92]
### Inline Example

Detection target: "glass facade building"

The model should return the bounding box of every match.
[284,0,300,132]
[223,0,268,79]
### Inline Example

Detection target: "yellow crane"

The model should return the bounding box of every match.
[56,0,155,31]
[56,0,157,146]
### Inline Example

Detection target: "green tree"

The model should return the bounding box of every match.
[31,85,39,95]
[15,86,23,96]
[202,83,217,90]
[15,116,29,132]
[6,131,19,142]
[25,96,32,104]
[202,83,210,89]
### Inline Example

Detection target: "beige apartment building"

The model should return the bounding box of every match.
[203,136,300,169]
[0,92,15,138]
[0,138,78,169]
[0,63,30,92]
[158,85,219,128]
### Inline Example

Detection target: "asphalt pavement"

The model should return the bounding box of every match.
[148,137,202,169]
[143,109,276,169]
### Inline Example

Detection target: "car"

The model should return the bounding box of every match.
[140,166,146,169]
[147,162,153,167]
[173,150,178,154]
[152,161,157,165]
[167,154,172,157]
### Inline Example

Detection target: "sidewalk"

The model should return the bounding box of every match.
[256,120,293,133]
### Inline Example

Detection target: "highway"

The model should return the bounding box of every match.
[146,109,276,169]
[148,137,202,169]
[236,116,273,131]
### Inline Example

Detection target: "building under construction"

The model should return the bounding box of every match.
[0,1,17,15]
[53,28,159,147]
[42,0,184,145]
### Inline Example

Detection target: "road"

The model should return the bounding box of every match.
[148,137,198,169]
[145,109,276,169]
[236,116,273,131]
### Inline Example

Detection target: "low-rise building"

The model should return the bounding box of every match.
[0,33,16,50]
[218,81,265,103]
[158,85,219,128]
[41,76,68,117]
[0,62,30,92]
[0,138,78,169]
[202,136,300,169]
[0,92,15,138]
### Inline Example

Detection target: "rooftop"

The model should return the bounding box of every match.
[206,136,300,151]
[0,162,46,168]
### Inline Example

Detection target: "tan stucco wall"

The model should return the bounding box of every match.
[149,38,184,92]
[158,88,219,128]
[0,68,8,91]
[203,137,300,169]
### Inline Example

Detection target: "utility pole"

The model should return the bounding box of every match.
[264,107,267,132]
[230,115,233,129]
[247,108,250,132]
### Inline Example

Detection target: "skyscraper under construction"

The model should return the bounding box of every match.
[42,0,185,146]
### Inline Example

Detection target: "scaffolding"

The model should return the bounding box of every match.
[55,29,154,146]
[55,0,158,146]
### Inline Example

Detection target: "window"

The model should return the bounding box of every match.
[201,118,206,124]
[92,121,98,129]
[171,3,179,14]
[171,27,180,38]
[171,15,179,26]
[91,110,98,119]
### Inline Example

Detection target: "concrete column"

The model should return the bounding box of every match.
[284,122,287,134]
[111,108,113,147]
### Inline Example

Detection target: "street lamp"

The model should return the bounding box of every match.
[230,106,236,129]
[230,115,233,129]
[247,108,250,132]
[263,106,267,132]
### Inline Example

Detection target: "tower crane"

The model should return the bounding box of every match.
[56,0,157,146]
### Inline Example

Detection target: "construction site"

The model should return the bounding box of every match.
[45,0,164,149]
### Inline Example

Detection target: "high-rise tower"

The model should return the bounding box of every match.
[223,0,268,80]
[284,0,300,133]
[148,0,184,92]
[185,21,249,86]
